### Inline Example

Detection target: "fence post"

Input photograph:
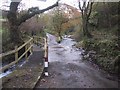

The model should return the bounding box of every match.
[30,39,33,55]
[33,36,34,44]
[25,44,28,61]
[15,46,18,63]
[37,37,39,45]
[32,38,34,52]
[44,36,49,76]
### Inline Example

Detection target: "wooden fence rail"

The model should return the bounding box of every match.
[31,35,49,76]
[33,36,45,46]
[0,37,33,72]
[0,36,47,75]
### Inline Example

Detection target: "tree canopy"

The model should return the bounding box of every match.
[7,0,59,44]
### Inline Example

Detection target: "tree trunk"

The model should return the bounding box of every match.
[9,25,22,44]
[58,27,62,40]
[78,1,93,38]
[7,1,58,45]
[7,3,23,45]
[82,13,92,38]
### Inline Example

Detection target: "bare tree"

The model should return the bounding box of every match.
[7,0,59,45]
[78,0,93,37]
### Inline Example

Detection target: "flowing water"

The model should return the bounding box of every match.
[36,33,118,88]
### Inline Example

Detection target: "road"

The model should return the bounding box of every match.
[35,34,118,88]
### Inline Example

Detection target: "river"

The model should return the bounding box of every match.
[35,33,118,88]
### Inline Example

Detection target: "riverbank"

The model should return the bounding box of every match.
[35,34,118,88]
[1,45,44,88]
[74,28,120,81]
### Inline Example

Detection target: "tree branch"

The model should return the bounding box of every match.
[87,2,94,19]
[17,2,58,25]
[78,1,82,11]
[83,1,86,10]
[87,2,90,10]
[78,1,84,18]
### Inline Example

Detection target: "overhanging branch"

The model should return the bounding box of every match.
[17,2,58,25]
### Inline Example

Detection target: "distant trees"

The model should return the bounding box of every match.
[89,2,119,29]
[20,14,46,37]
[7,0,59,45]
[78,0,93,38]
[90,2,119,51]
[51,7,68,42]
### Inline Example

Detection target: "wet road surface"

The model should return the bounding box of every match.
[35,34,118,88]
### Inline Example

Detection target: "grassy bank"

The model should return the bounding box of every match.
[75,27,119,74]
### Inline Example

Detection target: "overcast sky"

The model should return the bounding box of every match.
[20,0,120,9]
[22,0,79,9]
[1,0,120,10]
[0,0,79,10]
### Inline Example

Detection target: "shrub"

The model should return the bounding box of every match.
[80,36,119,73]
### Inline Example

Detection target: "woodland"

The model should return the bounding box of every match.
[1,0,120,75]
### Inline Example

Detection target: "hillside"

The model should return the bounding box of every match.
[54,3,81,33]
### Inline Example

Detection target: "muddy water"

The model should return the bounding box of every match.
[36,34,118,88]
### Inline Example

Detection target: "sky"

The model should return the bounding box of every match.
[21,0,79,9]
[0,0,120,10]
[21,0,120,10]
[0,0,79,10]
